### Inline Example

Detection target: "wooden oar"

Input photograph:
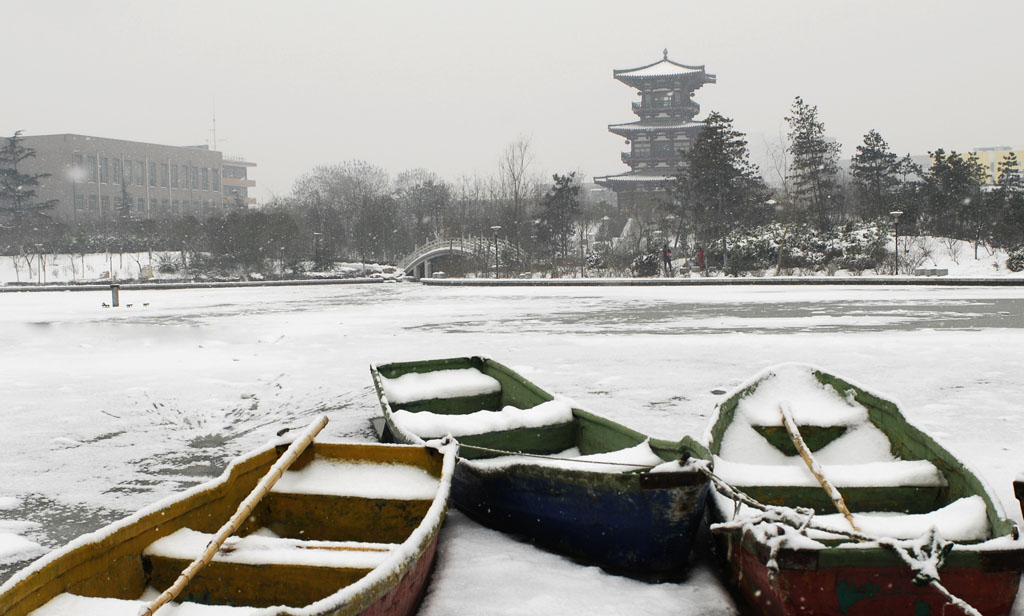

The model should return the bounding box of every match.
[778,402,859,531]
[139,414,330,616]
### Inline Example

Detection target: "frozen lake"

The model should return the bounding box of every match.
[2,282,1023,614]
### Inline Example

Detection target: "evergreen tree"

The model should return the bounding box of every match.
[785,97,842,230]
[849,130,898,219]
[991,152,1024,249]
[118,176,133,220]
[673,111,767,268]
[924,149,989,254]
[536,172,580,273]
[996,152,1023,189]
[889,154,926,233]
[0,131,57,221]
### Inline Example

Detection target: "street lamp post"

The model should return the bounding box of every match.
[889,210,903,275]
[490,225,502,278]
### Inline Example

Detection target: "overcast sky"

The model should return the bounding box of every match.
[5,1,1022,202]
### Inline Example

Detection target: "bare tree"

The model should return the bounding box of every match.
[497,136,537,261]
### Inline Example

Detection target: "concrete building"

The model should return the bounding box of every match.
[594,50,715,214]
[222,156,258,207]
[17,133,256,223]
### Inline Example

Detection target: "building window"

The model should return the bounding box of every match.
[72,153,84,181]
[88,195,98,211]
[181,165,189,189]
[112,159,121,185]
[100,158,109,183]
[161,198,169,213]
[124,160,133,184]
[171,199,179,213]
[211,169,220,191]
[149,162,157,187]
[136,161,145,186]
[75,195,85,211]
[101,196,110,214]
[160,163,169,187]
[201,167,209,190]
[87,155,97,182]
[191,167,199,189]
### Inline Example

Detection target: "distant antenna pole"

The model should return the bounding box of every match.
[212,99,217,151]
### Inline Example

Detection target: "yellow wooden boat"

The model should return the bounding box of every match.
[0,420,455,616]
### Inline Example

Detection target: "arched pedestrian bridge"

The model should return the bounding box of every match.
[398,237,515,279]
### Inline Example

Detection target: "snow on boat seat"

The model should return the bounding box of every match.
[30,592,253,615]
[379,367,503,414]
[144,528,396,570]
[713,454,949,515]
[258,456,441,545]
[466,440,666,473]
[712,458,946,488]
[141,527,398,607]
[722,495,992,544]
[270,456,440,500]
[390,398,574,440]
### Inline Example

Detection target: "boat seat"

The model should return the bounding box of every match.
[390,398,574,440]
[250,456,438,544]
[29,592,254,615]
[379,367,503,414]
[142,528,396,608]
[713,457,948,515]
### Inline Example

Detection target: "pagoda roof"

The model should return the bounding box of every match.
[594,172,675,185]
[614,50,715,82]
[608,120,705,137]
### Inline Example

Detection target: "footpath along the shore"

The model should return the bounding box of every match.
[5,275,1024,293]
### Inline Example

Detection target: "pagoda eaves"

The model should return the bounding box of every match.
[608,120,705,138]
[596,51,716,214]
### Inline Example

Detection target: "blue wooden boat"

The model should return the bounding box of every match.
[370,356,708,576]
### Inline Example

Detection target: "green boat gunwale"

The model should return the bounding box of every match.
[704,363,1024,571]
[370,355,709,471]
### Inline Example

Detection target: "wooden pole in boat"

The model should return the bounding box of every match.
[138,415,330,616]
[778,403,860,532]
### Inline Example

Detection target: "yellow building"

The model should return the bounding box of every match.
[971,146,1024,184]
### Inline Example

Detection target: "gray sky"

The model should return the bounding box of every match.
[5,1,1022,202]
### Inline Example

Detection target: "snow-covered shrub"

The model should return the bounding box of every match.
[156,253,181,274]
[630,253,660,277]
[1007,248,1024,272]
[586,243,609,270]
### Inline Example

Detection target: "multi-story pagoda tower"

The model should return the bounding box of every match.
[595,50,716,214]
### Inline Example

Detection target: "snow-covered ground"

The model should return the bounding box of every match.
[1,283,1023,614]
[0,251,392,285]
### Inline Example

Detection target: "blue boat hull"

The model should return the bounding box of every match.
[451,460,708,576]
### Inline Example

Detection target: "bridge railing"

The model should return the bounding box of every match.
[398,236,516,273]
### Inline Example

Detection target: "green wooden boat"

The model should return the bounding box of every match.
[704,363,1024,616]
[369,355,709,576]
